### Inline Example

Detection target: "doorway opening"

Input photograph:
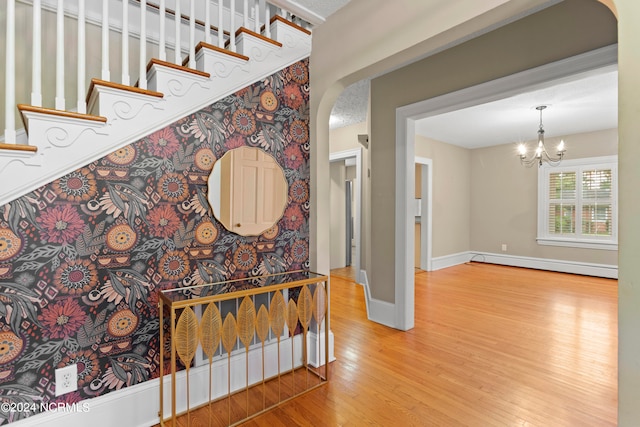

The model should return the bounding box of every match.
[415,157,433,272]
[394,45,617,331]
[329,148,363,283]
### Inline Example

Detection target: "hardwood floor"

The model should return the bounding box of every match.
[169,263,618,426]
[329,265,356,281]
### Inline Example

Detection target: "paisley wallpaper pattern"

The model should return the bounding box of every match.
[0,59,310,423]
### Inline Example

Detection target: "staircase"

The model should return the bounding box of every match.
[0,0,311,207]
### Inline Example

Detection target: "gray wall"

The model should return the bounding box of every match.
[470,128,618,264]
[415,136,471,258]
[370,0,617,302]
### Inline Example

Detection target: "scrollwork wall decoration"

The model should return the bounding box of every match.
[248,45,281,63]
[166,78,211,98]
[282,33,302,49]
[112,99,164,121]
[211,60,250,79]
[45,124,107,149]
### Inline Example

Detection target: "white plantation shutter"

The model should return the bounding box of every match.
[537,156,617,250]
[581,169,613,236]
[548,171,576,235]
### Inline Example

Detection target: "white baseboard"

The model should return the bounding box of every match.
[431,252,472,270]
[9,334,317,427]
[469,251,618,279]
[359,270,396,328]
[431,251,617,279]
[307,330,335,366]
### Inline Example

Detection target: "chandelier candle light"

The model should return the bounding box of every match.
[518,105,566,167]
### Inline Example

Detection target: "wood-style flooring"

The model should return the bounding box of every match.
[169,263,618,426]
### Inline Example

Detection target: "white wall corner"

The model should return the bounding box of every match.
[360,270,396,328]
[431,252,473,270]
[308,330,336,366]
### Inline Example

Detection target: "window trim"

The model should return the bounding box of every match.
[537,155,618,251]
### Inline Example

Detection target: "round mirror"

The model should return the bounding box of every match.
[207,147,288,236]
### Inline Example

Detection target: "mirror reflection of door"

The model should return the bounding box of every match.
[209,147,287,236]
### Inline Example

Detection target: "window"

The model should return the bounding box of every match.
[537,155,617,250]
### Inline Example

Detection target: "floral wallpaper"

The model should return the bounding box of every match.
[0,59,310,423]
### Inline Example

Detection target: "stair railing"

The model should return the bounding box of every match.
[2,0,306,146]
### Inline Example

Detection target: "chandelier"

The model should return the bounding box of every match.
[517,105,566,167]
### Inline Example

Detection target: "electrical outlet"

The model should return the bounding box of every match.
[501,244,507,252]
[55,364,77,396]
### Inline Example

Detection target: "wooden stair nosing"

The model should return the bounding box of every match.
[0,142,38,153]
[225,27,283,49]
[86,79,164,105]
[17,104,108,135]
[269,15,312,36]
[146,58,211,79]
[194,41,250,62]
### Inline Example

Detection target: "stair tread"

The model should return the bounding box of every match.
[86,79,164,105]
[194,41,250,62]
[269,15,312,35]
[17,104,108,123]
[226,27,283,49]
[147,58,211,78]
[17,104,108,134]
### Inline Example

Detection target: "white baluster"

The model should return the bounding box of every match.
[31,0,42,107]
[254,0,259,33]
[55,0,65,110]
[243,0,249,28]
[205,0,211,44]
[122,0,130,85]
[5,0,16,144]
[264,1,270,38]
[189,0,195,68]
[230,0,236,52]
[77,0,86,113]
[159,0,166,61]
[139,0,147,89]
[218,0,224,48]
[174,0,181,64]
[101,0,110,81]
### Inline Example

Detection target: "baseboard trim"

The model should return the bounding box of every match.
[307,330,336,366]
[469,251,618,279]
[431,252,472,270]
[359,270,396,328]
[431,251,617,278]
[10,335,311,427]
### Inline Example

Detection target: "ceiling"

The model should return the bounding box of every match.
[291,0,618,149]
[271,0,352,25]
[414,68,618,148]
[329,67,617,149]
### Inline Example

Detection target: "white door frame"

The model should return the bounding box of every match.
[393,45,617,331]
[415,157,433,272]
[330,147,363,283]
